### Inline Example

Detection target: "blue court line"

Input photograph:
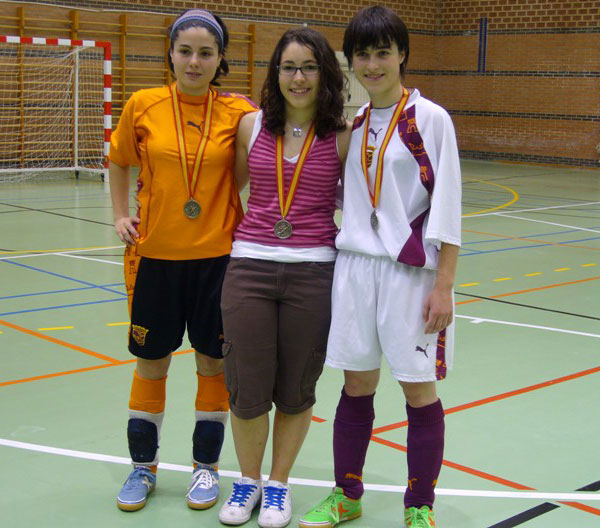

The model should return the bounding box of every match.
[0,298,125,317]
[463,227,600,246]
[459,236,600,257]
[459,248,487,256]
[1,260,127,297]
[0,282,125,301]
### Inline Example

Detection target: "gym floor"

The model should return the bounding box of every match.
[0,159,598,527]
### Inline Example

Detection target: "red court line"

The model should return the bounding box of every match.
[371,436,534,489]
[558,502,600,515]
[456,276,600,306]
[0,361,134,387]
[370,436,600,516]
[0,318,120,363]
[0,349,194,388]
[372,365,600,435]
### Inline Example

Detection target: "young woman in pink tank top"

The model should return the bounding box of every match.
[218,28,351,528]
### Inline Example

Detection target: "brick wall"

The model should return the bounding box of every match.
[440,0,600,31]
[1,0,598,166]
[429,2,600,166]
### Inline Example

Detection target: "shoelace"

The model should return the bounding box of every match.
[406,507,432,528]
[188,468,215,493]
[313,493,341,523]
[228,482,258,506]
[262,486,287,510]
[124,467,152,490]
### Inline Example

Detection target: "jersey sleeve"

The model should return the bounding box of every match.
[108,92,142,168]
[424,108,462,248]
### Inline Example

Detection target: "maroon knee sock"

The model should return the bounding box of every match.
[333,388,375,500]
[404,399,445,509]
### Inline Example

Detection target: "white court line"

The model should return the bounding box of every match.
[465,201,600,218]
[56,253,123,266]
[456,315,600,339]
[0,245,124,261]
[491,214,600,234]
[1,438,598,502]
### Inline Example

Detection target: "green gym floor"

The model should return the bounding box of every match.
[0,160,598,527]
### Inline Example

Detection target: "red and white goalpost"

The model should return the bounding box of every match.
[0,36,111,182]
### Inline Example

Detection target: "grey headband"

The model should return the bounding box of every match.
[170,10,224,49]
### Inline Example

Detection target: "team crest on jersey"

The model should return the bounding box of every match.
[407,116,417,134]
[366,145,376,168]
[130,324,149,346]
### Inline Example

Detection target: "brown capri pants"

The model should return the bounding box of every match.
[221,257,335,419]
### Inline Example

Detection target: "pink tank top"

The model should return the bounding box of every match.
[234,125,342,248]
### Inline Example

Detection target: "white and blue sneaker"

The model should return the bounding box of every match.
[186,464,220,510]
[218,477,262,525]
[258,481,292,528]
[117,466,156,511]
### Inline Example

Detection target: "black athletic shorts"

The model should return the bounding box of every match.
[128,255,229,360]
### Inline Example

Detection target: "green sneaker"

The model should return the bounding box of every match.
[299,487,362,528]
[404,505,436,527]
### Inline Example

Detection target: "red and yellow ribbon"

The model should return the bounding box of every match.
[361,87,410,208]
[275,125,316,220]
[171,84,214,200]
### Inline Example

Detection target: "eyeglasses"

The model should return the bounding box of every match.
[277,64,320,77]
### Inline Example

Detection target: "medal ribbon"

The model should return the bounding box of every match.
[275,124,316,219]
[361,87,409,208]
[171,84,214,200]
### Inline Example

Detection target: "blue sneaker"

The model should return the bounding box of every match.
[186,464,220,510]
[117,466,156,511]
[258,480,292,528]
[219,477,262,525]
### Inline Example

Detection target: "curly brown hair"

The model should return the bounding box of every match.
[261,28,347,138]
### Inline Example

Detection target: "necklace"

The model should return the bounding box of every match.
[292,127,302,137]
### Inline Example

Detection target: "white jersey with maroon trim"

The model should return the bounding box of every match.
[336,88,462,270]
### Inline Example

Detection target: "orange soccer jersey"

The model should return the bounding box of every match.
[109,84,257,261]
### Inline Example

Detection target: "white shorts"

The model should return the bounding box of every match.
[326,251,454,382]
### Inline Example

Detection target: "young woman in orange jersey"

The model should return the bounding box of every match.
[109,9,256,513]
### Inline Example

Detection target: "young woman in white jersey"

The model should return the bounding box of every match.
[300,6,461,528]
[217,28,351,528]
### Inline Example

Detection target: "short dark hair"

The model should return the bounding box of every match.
[167,10,229,85]
[261,27,347,138]
[343,6,410,78]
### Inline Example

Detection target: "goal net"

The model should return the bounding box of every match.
[0,36,111,182]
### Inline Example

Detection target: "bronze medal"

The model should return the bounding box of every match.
[183,198,201,219]
[370,210,378,230]
[274,218,293,239]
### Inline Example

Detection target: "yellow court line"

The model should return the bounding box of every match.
[0,245,118,256]
[462,178,520,217]
[460,263,596,287]
[107,322,129,327]
[37,326,74,331]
